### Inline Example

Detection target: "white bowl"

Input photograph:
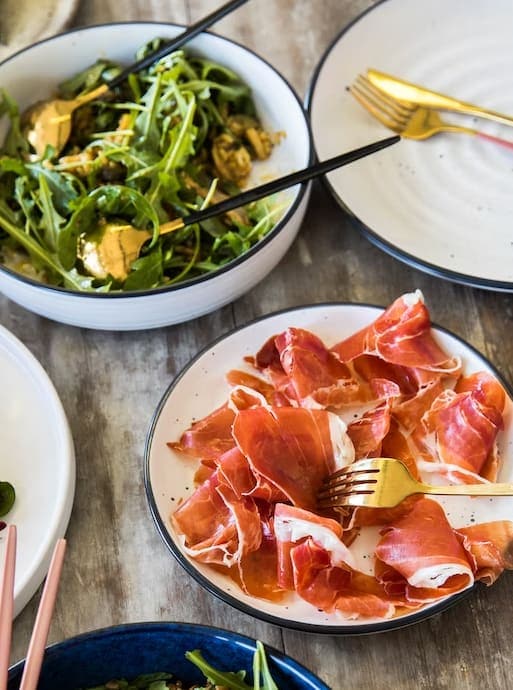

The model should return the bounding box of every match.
[0,23,312,330]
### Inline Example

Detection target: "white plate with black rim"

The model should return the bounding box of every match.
[0,325,75,617]
[306,0,513,291]
[144,303,513,634]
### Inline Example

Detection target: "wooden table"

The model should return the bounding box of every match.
[6,1,513,688]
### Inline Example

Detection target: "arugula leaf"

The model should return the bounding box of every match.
[185,642,280,690]
[26,163,80,214]
[0,89,29,156]
[58,60,113,98]
[36,175,67,251]
[185,650,251,689]
[58,195,97,269]
[123,247,163,291]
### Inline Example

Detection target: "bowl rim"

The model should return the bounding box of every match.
[7,620,330,689]
[144,300,513,635]
[0,20,314,299]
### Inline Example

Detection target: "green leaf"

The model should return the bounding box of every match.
[36,174,67,251]
[254,641,279,690]
[58,195,97,270]
[0,89,29,156]
[185,650,251,690]
[0,481,15,517]
[122,247,163,291]
[0,155,27,177]
[26,163,79,214]
[134,72,163,151]
[58,60,112,98]
[0,207,89,291]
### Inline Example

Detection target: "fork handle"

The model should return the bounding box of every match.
[438,125,513,150]
[475,131,513,151]
[423,482,513,496]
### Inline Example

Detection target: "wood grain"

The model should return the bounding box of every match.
[4,1,513,689]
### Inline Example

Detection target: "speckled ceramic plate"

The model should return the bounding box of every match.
[307,0,513,291]
[145,303,513,634]
[0,325,75,617]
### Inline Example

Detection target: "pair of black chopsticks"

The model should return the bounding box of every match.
[99,0,402,228]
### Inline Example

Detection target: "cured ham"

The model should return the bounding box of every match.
[421,372,506,480]
[332,291,461,380]
[274,504,396,618]
[168,291,512,620]
[375,498,474,602]
[168,404,235,464]
[457,521,513,585]
[251,327,359,407]
[172,471,262,568]
[232,406,354,510]
[347,401,391,459]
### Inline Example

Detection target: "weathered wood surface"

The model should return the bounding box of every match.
[5,1,513,689]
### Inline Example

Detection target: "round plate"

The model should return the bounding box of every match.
[0,325,75,617]
[0,0,78,61]
[145,303,513,634]
[307,0,513,291]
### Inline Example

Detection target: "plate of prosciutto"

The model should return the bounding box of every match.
[145,291,513,633]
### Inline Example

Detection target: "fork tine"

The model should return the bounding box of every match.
[318,491,375,509]
[323,458,382,482]
[318,474,379,499]
[357,75,415,118]
[349,83,402,131]
[352,78,410,127]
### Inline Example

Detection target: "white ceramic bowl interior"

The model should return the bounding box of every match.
[0,23,311,330]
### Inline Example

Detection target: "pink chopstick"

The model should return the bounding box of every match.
[0,525,17,690]
[18,538,66,690]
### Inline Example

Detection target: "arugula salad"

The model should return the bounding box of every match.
[0,40,282,292]
[85,642,279,690]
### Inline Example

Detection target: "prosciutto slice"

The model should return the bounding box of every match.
[252,327,359,407]
[375,498,474,602]
[332,291,461,382]
[347,401,391,459]
[274,505,397,618]
[172,471,262,567]
[232,406,354,510]
[168,403,235,464]
[290,539,396,619]
[421,372,506,480]
[457,521,513,585]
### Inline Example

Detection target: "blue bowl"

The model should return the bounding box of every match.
[8,622,329,690]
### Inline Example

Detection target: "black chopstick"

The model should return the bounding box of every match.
[183,135,401,227]
[108,0,249,89]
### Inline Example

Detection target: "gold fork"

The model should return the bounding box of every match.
[350,75,513,149]
[317,457,513,509]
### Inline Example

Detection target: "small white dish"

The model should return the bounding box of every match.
[0,23,311,330]
[145,303,513,633]
[0,325,75,617]
[307,0,513,291]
